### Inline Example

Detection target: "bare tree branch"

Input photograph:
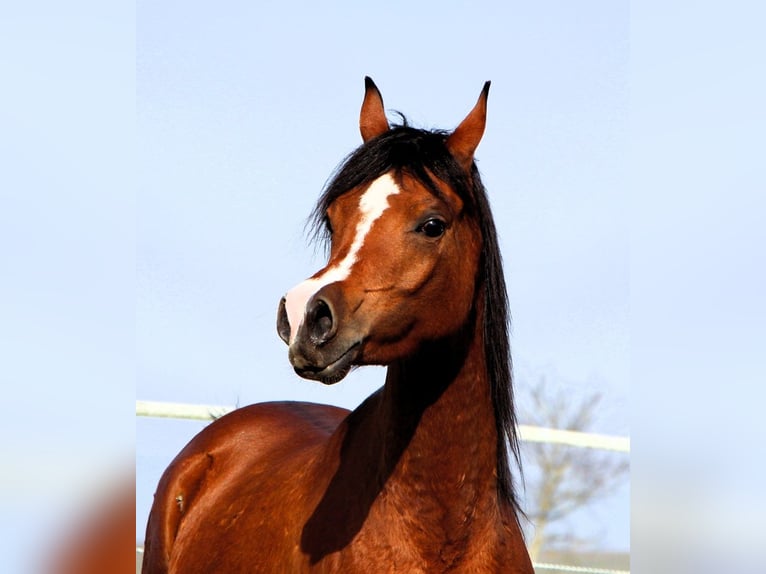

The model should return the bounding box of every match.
[520,376,629,561]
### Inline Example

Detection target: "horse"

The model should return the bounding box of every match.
[141,77,534,573]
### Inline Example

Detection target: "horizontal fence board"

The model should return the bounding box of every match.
[135,548,628,574]
[136,400,629,453]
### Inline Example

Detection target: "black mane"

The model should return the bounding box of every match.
[309,124,523,518]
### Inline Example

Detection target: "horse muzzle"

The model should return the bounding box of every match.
[277,292,362,385]
[289,340,361,384]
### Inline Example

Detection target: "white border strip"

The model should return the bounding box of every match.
[136,400,629,453]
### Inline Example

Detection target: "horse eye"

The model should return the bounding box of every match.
[418,218,446,238]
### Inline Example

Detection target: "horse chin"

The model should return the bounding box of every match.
[292,342,361,385]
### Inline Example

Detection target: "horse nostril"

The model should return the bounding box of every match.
[277,297,291,344]
[307,297,336,345]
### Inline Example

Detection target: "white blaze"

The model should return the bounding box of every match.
[284,173,401,344]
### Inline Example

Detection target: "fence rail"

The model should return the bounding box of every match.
[134,547,627,574]
[135,399,630,453]
[533,563,629,574]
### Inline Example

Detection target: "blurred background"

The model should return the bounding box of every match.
[4,1,764,573]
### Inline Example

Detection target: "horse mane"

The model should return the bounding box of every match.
[309,122,524,519]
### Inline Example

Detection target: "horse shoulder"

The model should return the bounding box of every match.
[141,401,348,574]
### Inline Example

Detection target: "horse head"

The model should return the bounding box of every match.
[277,78,491,385]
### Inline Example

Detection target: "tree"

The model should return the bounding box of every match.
[519,377,629,561]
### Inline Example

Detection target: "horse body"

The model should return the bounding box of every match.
[142,78,533,573]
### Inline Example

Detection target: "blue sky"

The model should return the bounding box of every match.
[136,0,629,551]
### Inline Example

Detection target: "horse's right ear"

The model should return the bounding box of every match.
[360,77,389,142]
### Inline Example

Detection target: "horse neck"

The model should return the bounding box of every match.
[375,300,500,517]
[302,301,508,563]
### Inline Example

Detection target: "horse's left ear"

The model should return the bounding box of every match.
[446,81,491,170]
[360,76,390,142]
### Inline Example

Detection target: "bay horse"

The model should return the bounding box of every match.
[142,78,533,573]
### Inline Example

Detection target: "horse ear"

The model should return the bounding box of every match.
[360,76,389,142]
[446,81,491,170]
